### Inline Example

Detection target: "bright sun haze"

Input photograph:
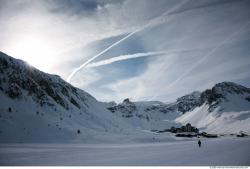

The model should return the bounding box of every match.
[0,0,249,102]
[3,34,58,73]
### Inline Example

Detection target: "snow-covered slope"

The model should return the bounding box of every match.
[0,52,133,142]
[176,82,250,134]
[106,98,181,130]
[107,82,250,134]
[105,91,203,130]
[1,51,250,142]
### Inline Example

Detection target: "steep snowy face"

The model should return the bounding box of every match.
[176,82,250,134]
[0,52,131,142]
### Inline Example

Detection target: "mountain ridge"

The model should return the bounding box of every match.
[1,51,250,142]
[0,51,135,142]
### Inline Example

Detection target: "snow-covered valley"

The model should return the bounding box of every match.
[1,51,250,165]
[0,138,249,166]
[1,51,250,141]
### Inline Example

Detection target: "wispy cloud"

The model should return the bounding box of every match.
[66,31,138,82]
[66,0,190,82]
[1,0,249,103]
[149,20,250,100]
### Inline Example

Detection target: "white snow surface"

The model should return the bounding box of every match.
[176,93,250,134]
[1,52,250,143]
[0,52,136,142]
[0,138,249,166]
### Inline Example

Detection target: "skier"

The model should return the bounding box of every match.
[198,140,201,148]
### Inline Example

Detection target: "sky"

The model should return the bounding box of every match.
[0,0,250,103]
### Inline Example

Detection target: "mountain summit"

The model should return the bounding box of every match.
[176,82,250,134]
[0,52,132,142]
[107,82,250,134]
[1,51,250,142]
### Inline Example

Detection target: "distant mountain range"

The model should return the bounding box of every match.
[107,81,250,134]
[0,51,250,142]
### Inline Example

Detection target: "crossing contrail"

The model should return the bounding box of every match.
[86,51,167,68]
[149,21,250,101]
[67,0,190,82]
[86,47,203,68]
[66,31,138,82]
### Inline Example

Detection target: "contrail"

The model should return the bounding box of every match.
[149,21,250,101]
[67,0,190,82]
[66,31,138,82]
[86,51,167,68]
[86,47,202,68]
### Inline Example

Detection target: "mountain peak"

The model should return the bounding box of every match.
[123,98,131,104]
[0,51,97,110]
[213,81,250,95]
[0,51,131,142]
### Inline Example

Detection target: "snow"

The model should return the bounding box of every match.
[106,99,182,131]
[0,52,137,142]
[0,138,249,166]
[176,92,250,134]
[1,52,250,166]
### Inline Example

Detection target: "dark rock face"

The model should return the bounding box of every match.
[145,92,202,115]
[108,98,137,117]
[175,91,201,113]
[0,52,91,110]
[175,82,250,114]
[107,99,155,120]
[213,82,250,95]
[70,97,80,109]
[145,104,175,114]
[6,83,22,99]
[199,82,250,111]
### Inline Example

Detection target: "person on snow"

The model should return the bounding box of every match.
[198,140,201,148]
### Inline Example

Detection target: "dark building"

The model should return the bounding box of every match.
[169,123,199,133]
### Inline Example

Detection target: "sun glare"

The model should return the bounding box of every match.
[5,35,58,73]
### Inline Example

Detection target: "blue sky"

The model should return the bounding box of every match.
[0,0,250,102]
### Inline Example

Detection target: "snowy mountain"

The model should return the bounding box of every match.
[176,82,250,134]
[107,98,181,130]
[1,51,250,143]
[107,91,202,119]
[0,52,133,143]
[107,82,250,134]
[105,91,204,130]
